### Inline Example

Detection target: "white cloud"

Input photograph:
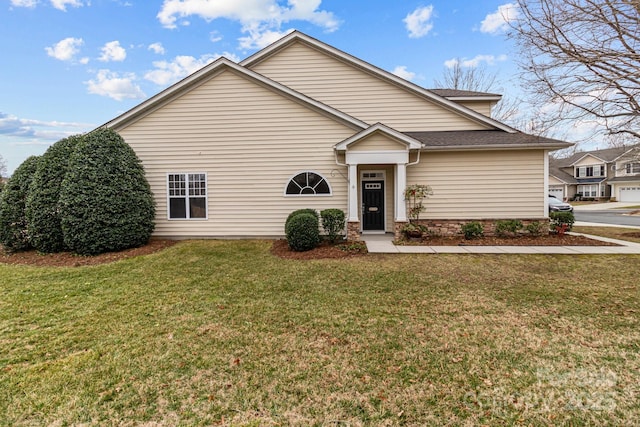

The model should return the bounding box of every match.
[238,27,293,50]
[45,37,84,61]
[209,31,223,43]
[404,5,435,38]
[445,54,508,68]
[144,52,241,86]
[156,0,340,49]
[50,0,84,11]
[148,42,166,55]
[392,66,416,81]
[98,40,127,62]
[85,70,146,101]
[11,0,86,9]
[10,0,37,8]
[0,111,92,140]
[99,40,127,62]
[480,2,519,34]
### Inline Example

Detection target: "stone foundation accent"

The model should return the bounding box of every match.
[394,218,550,238]
[394,221,410,240]
[347,221,361,241]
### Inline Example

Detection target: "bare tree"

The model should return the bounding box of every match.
[509,0,640,142]
[433,60,521,125]
[434,60,499,93]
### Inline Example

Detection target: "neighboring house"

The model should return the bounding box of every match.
[549,145,640,202]
[102,31,570,240]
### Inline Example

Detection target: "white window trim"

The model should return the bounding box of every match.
[166,172,208,220]
[283,170,333,197]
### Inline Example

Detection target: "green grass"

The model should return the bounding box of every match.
[613,205,640,209]
[574,225,640,244]
[2,240,640,425]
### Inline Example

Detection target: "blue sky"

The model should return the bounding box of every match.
[1,0,522,174]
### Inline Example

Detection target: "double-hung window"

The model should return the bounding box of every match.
[167,173,207,219]
[626,163,640,174]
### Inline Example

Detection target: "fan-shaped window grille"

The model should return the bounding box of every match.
[285,172,331,196]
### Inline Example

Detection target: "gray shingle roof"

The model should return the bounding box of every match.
[404,130,571,149]
[549,165,578,184]
[428,89,502,98]
[554,145,639,166]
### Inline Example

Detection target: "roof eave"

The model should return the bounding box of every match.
[335,123,423,151]
[420,142,573,152]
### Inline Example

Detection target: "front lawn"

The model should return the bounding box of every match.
[573,225,640,244]
[1,241,639,425]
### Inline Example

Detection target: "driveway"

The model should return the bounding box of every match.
[573,202,640,228]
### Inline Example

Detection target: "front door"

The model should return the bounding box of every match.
[362,181,385,231]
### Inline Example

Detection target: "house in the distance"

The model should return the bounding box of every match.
[549,145,640,202]
[102,31,570,240]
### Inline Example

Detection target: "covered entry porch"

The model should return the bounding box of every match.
[334,124,423,240]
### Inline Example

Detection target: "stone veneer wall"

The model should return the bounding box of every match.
[394,218,550,240]
[347,221,361,241]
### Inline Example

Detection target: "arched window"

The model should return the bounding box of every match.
[285,171,331,196]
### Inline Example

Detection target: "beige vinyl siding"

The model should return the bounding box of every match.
[549,176,564,185]
[251,42,491,132]
[574,155,602,167]
[408,150,545,218]
[456,101,493,117]
[349,132,407,151]
[116,69,355,238]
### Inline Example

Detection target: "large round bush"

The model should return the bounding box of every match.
[59,128,155,255]
[285,208,319,233]
[26,135,83,253]
[286,212,320,252]
[0,156,40,252]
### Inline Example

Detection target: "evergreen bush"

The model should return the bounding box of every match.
[0,156,40,252]
[26,135,83,253]
[494,219,523,237]
[285,208,318,233]
[461,221,484,240]
[320,208,345,243]
[286,212,320,251]
[59,128,155,255]
[550,212,575,235]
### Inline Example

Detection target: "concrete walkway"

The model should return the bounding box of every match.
[362,233,640,254]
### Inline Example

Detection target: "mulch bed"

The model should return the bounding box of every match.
[0,239,178,267]
[401,233,620,247]
[270,240,368,260]
[0,233,623,267]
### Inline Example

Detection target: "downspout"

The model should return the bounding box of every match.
[407,147,422,167]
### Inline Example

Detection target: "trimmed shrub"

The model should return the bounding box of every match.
[26,135,83,253]
[285,208,318,233]
[494,219,523,237]
[461,221,484,240]
[320,208,345,243]
[525,221,545,236]
[59,128,155,255]
[286,212,320,251]
[0,156,40,252]
[550,212,575,235]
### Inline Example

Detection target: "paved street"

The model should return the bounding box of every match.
[572,202,640,227]
[574,210,640,227]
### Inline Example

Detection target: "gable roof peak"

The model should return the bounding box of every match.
[103,54,368,131]
[241,30,516,133]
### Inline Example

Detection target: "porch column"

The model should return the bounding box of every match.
[348,163,359,221]
[396,163,407,221]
